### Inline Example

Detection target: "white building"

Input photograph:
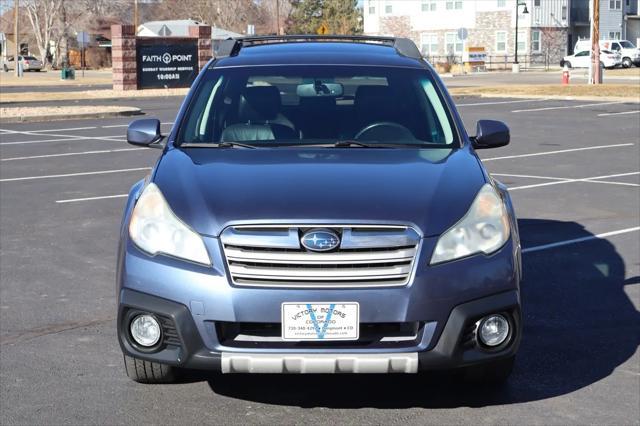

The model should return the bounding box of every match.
[363,0,571,66]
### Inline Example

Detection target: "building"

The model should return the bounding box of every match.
[363,0,640,67]
[364,0,570,66]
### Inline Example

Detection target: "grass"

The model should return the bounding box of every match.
[448,84,640,99]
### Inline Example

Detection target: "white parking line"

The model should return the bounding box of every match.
[597,110,640,117]
[457,99,549,107]
[19,126,97,133]
[493,172,640,188]
[509,172,640,191]
[1,147,146,161]
[0,167,150,182]
[522,227,640,253]
[0,134,125,146]
[56,194,129,203]
[512,101,625,113]
[483,143,634,162]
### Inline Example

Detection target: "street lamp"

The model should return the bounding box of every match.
[514,1,529,64]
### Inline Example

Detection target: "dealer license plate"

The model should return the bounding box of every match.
[281,302,359,341]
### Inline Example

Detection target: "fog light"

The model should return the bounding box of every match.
[130,314,161,347]
[478,314,510,347]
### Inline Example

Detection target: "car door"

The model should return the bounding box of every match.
[573,51,590,67]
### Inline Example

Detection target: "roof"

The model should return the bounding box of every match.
[213,41,427,69]
[211,27,243,40]
[137,19,203,37]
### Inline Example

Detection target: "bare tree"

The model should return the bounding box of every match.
[156,0,260,34]
[23,0,64,65]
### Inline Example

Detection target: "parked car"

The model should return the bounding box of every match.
[575,38,640,68]
[2,55,44,72]
[117,36,522,385]
[561,49,621,69]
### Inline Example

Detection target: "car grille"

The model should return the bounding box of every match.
[220,225,421,288]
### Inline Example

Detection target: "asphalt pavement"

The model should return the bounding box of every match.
[0,95,638,425]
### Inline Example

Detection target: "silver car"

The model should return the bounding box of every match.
[2,55,43,72]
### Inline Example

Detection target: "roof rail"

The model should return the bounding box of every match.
[214,35,423,60]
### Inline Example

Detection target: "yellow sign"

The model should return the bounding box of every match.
[317,23,329,35]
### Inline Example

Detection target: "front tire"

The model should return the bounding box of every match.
[460,356,515,385]
[564,61,572,69]
[622,57,632,68]
[123,354,177,384]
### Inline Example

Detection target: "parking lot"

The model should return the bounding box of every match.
[1,95,638,424]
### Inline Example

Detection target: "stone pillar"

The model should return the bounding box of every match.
[111,25,137,90]
[189,25,212,71]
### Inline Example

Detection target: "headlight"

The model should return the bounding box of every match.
[430,184,510,265]
[129,183,211,266]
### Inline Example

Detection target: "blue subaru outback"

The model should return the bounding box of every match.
[117,36,521,384]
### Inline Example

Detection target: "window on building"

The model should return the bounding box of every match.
[608,31,621,39]
[446,1,463,10]
[496,31,507,52]
[369,4,375,14]
[534,0,541,6]
[562,5,567,20]
[609,0,621,9]
[421,33,439,55]
[445,32,463,53]
[517,31,527,52]
[385,1,393,14]
[422,0,437,11]
[531,30,541,52]
[497,0,506,7]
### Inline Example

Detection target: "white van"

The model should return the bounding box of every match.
[574,39,640,68]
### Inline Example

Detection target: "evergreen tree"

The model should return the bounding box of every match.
[287,0,362,35]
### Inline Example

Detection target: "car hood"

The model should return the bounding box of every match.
[152,147,487,237]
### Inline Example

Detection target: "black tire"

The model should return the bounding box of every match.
[564,61,572,69]
[123,354,177,384]
[460,356,515,385]
[559,59,565,67]
[622,57,632,68]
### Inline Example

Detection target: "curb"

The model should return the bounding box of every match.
[449,92,640,103]
[0,108,143,124]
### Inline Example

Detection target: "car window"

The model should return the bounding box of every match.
[610,43,621,51]
[620,41,635,48]
[575,51,589,57]
[178,65,458,148]
[23,56,37,60]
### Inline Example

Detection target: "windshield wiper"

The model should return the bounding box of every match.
[334,140,378,148]
[216,142,258,149]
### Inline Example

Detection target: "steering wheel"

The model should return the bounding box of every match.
[354,122,415,141]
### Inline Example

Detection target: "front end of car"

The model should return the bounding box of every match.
[116,177,521,375]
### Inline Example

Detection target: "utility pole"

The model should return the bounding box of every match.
[275,0,280,35]
[134,0,139,29]
[14,0,20,77]
[592,0,601,84]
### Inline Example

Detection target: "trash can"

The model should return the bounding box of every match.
[61,67,75,80]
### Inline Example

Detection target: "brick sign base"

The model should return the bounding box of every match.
[111,24,212,90]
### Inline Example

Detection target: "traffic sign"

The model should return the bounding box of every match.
[317,23,329,35]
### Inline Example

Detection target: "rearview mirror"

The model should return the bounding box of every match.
[127,119,163,147]
[296,82,343,98]
[472,120,510,149]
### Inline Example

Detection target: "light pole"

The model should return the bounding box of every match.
[514,1,529,64]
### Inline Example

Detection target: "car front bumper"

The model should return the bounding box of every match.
[117,233,522,373]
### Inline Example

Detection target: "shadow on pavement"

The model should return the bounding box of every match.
[205,219,639,408]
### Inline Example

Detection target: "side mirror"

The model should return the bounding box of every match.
[127,119,163,148]
[472,120,510,149]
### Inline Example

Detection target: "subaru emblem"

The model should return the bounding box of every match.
[301,229,340,252]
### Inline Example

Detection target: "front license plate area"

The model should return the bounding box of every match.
[281,302,359,341]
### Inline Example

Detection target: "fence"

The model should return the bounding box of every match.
[423,54,555,71]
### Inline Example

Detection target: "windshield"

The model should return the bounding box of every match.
[178,65,458,148]
[620,41,635,48]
